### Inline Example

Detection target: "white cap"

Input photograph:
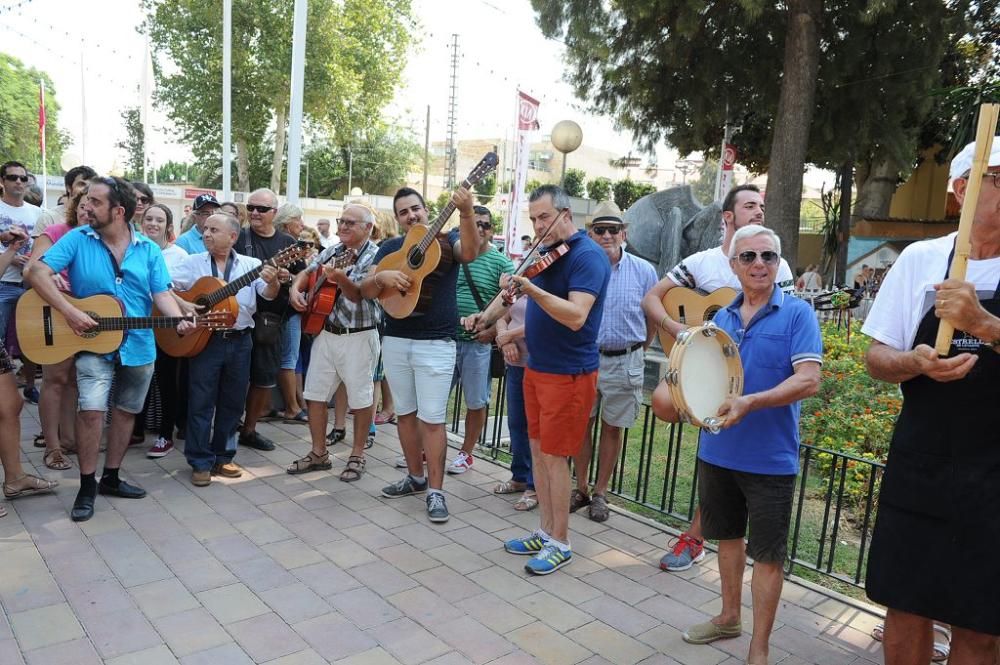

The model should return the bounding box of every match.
[949,137,1000,181]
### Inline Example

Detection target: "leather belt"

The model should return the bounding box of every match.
[324,322,376,336]
[0,281,23,287]
[218,328,251,339]
[599,342,642,357]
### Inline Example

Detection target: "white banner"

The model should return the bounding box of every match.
[505,91,540,261]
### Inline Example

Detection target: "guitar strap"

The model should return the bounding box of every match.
[462,263,487,311]
[210,251,236,282]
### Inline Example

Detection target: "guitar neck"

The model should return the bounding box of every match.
[205,266,263,307]
[417,177,472,253]
[97,316,193,331]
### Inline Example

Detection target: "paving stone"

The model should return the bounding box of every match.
[261,539,327,570]
[484,652,543,665]
[566,620,655,665]
[364,617,452,665]
[204,533,266,563]
[331,647,405,665]
[425,542,493,575]
[590,548,659,581]
[412,566,486,603]
[0,638,24,665]
[22,636,102,665]
[466,566,539,603]
[231,555,299,593]
[61,577,134,620]
[9,602,85,652]
[391,522,452,550]
[154,607,233,658]
[769,625,857,665]
[387,586,466,628]
[641,571,719,608]
[236,516,296,546]
[103,644,180,665]
[261,649,330,665]
[329,587,404,629]
[197,582,271,624]
[293,612,378,662]
[316,539,379,569]
[445,526,505,554]
[636,624,730,665]
[506,622,592,665]
[455,593,535,635]
[360,505,418,530]
[169,556,240,593]
[259,583,332,624]
[580,595,661,637]
[292,561,363,596]
[81,606,164,659]
[581,568,657,605]
[432,615,515,664]
[227,612,309,662]
[129,577,200,620]
[342,523,405,550]
[348,560,421,598]
[519,591,592,633]
[635,594,712,632]
[178,641,254,664]
[528,571,603,606]
[377,543,441,574]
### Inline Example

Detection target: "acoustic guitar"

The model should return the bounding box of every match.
[155,242,311,358]
[375,152,499,319]
[657,287,739,354]
[15,290,229,365]
[301,247,358,336]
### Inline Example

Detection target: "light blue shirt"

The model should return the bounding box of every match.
[175,226,205,254]
[596,250,658,350]
[42,225,172,366]
[698,287,823,475]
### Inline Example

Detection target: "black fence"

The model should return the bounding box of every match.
[448,370,885,592]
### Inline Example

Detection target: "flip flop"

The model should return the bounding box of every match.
[494,480,527,494]
[514,491,538,511]
[283,410,309,424]
[3,474,58,500]
[374,411,396,425]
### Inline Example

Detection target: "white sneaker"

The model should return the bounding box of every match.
[447,451,473,474]
[395,456,408,468]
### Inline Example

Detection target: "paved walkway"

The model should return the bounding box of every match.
[1,405,886,665]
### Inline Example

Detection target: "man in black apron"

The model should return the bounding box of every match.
[862,139,1000,664]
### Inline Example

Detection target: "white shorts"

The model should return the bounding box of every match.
[303,328,379,410]
[381,336,456,425]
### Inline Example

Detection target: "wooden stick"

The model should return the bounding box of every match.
[935,103,1000,356]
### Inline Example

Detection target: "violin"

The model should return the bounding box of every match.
[502,241,570,304]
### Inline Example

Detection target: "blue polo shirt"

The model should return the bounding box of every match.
[525,231,610,375]
[42,225,172,366]
[175,226,205,254]
[698,286,822,475]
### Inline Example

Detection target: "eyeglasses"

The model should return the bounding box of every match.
[735,250,780,266]
[246,204,275,214]
[2,174,29,183]
[336,218,361,228]
[591,226,621,236]
[475,221,493,230]
[137,196,152,205]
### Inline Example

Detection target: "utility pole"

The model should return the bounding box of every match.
[222,0,232,199]
[444,34,459,189]
[285,0,308,204]
[422,105,430,201]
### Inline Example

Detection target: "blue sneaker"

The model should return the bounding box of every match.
[659,533,706,572]
[524,545,572,575]
[504,532,548,555]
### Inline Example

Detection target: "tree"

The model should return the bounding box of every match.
[562,167,586,197]
[0,53,66,174]
[117,107,145,181]
[303,123,421,198]
[612,179,655,210]
[690,159,719,205]
[473,172,497,205]
[530,0,993,265]
[586,176,612,202]
[143,0,413,193]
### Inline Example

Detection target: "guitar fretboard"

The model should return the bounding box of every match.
[94,316,196,331]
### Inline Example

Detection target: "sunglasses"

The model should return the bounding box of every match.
[137,196,152,205]
[246,204,275,214]
[475,221,493,230]
[2,174,29,183]
[735,250,780,266]
[591,225,621,236]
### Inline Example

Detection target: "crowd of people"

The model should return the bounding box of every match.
[1,138,999,663]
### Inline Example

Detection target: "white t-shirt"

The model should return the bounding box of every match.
[0,200,41,283]
[667,245,795,294]
[161,244,189,276]
[862,232,1000,352]
[33,204,66,237]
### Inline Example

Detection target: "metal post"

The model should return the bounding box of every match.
[422,105,430,200]
[222,0,232,199]
[304,161,309,198]
[347,146,353,196]
[560,152,568,187]
[285,0,308,204]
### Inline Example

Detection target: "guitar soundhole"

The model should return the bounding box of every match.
[406,246,424,270]
[705,305,721,321]
[195,296,211,311]
[82,311,100,339]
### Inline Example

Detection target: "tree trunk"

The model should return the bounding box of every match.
[271,104,287,194]
[763,0,823,270]
[236,137,250,193]
[852,154,899,224]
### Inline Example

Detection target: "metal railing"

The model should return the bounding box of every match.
[448,367,884,592]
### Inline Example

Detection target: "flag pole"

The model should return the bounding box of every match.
[39,80,47,208]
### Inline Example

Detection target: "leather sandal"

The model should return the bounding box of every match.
[286,451,331,475]
[3,474,58,500]
[43,449,72,471]
[339,455,366,482]
[494,479,528,494]
[569,488,591,512]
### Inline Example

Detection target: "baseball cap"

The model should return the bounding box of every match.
[193,193,220,210]
[949,138,1000,182]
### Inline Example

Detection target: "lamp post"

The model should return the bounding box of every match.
[551,120,583,187]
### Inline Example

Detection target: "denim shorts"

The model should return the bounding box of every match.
[381,336,455,424]
[697,459,796,563]
[279,313,302,370]
[453,340,492,410]
[76,353,155,414]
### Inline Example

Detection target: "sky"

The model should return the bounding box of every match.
[0,0,832,189]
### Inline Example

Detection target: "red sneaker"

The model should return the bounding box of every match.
[660,533,706,572]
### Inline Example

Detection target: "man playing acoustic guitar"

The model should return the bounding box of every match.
[359,186,481,524]
[30,176,196,522]
[288,203,381,482]
[643,184,795,572]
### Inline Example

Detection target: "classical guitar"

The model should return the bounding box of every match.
[375,152,499,319]
[15,290,230,365]
[302,247,359,336]
[657,287,739,354]
[155,241,312,358]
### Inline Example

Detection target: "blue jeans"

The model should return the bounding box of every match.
[506,365,533,490]
[279,313,302,370]
[186,332,252,470]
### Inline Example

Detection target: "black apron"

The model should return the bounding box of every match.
[866,245,1000,634]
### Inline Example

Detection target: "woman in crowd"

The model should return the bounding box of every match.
[272,203,308,423]
[131,182,154,229]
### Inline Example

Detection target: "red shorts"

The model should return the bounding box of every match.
[523,367,598,457]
